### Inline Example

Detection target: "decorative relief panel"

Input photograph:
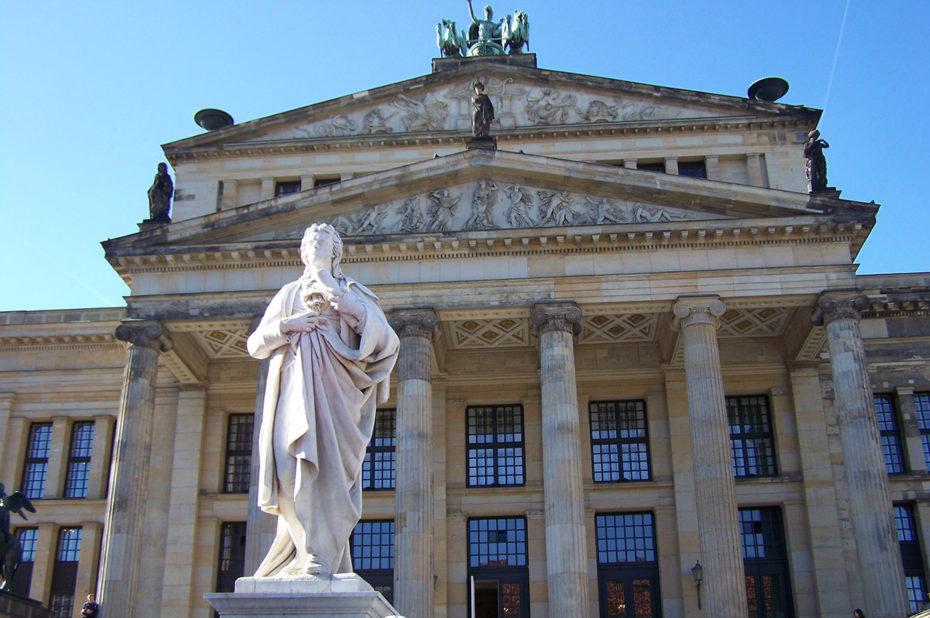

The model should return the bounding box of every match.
[447,317,529,349]
[192,329,251,359]
[258,77,716,142]
[578,313,659,344]
[716,307,792,338]
[311,182,715,238]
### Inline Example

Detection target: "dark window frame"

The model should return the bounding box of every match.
[727,395,778,478]
[49,527,82,618]
[362,409,396,491]
[223,414,253,494]
[589,400,652,483]
[677,159,708,179]
[21,422,53,499]
[351,519,395,603]
[466,405,526,487]
[637,161,666,174]
[64,421,94,499]
[875,394,907,474]
[215,521,247,593]
[467,516,529,618]
[595,512,662,618]
[274,180,301,196]
[894,503,927,614]
[739,507,795,618]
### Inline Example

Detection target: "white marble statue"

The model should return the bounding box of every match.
[247,223,399,577]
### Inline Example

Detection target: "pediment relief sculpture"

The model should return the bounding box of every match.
[253,77,726,143]
[302,182,720,238]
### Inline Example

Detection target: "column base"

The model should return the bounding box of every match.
[205,574,403,618]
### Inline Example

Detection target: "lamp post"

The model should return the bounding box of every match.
[691,561,704,610]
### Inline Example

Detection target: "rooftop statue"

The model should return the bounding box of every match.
[437,2,529,57]
[147,162,173,222]
[0,483,36,592]
[804,129,830,193]
[247,224,399,577]
[471,80,495,138]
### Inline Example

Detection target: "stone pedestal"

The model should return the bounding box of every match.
[530,302,591,618]
[387,309,438,618]
[0,592,50,618]
[672,296,748,618]
[205,575,401,618]
[815,291,909,617]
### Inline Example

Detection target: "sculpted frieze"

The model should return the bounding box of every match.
[321,182,715,237]
[254,77,718,142]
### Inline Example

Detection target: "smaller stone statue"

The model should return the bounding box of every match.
[803,129,830,193]
[147,162,174,222]
[471,80,495,138]
[0,483,36,592]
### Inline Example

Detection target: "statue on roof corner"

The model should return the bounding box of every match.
[804,129,830,193]
[147,162,173,222]
[437,1,528,57]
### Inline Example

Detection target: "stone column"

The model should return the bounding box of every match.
[896,387,927,474]
[245,357,276,575]
[815,291,909,616]
[0,393,13,469]
[530,302,591,618]
[672,296,747,618]
[75,522,103,600]
[97,321,165,618]
[160,385,207,616]
[86,416,115,500]
[388,309,438,618]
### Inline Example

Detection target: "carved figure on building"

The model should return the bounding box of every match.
[317,114,357,137]
[351,203,390,235]
[362,109,393,134]
[465,1,505,56]
[247,224,399,577]
[437,19,466,57]
[538,189,579,226]
[0,483,36,591]
[394,94,449,132]
[147,162,173,222]
[586,196,627,224]
[467,180,499,229]
[526,89,578,125]
[804,129,830,193]
[502,10,529,53]
[399,196,425,232]
[471,80,495,138]
[505,184,536,228]
[583,100,619,123]
[427,189,461,231]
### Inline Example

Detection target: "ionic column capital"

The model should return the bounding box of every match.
[388,308,439,340]
[672,296,726,330]
[530,302,582,336]
[114,321,166,351]
[813,290,869,325]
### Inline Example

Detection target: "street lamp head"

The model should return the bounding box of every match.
[691,561,704,583]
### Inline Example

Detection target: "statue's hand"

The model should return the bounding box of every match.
[330,291,365,322]
[281,313,328,334]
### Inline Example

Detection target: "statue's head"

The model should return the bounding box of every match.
[808,129,820,139]
[301,223,345,277]
[484,5,493,18]
[473,79,486,94]
[157,162,168,174]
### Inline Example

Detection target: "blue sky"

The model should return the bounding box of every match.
[1,1,927,311]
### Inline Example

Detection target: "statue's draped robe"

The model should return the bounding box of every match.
[247,277,398,577]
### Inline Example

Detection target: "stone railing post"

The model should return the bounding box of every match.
[388,309,438,618]
[97,321,165,618]
[815,290,908,617]
[530,302,591,618]
[672,296,747,618]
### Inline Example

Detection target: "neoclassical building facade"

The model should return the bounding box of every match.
[2,53,929,618]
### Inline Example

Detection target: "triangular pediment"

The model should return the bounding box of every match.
[164,63,819,155]
[105,149,874,258]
